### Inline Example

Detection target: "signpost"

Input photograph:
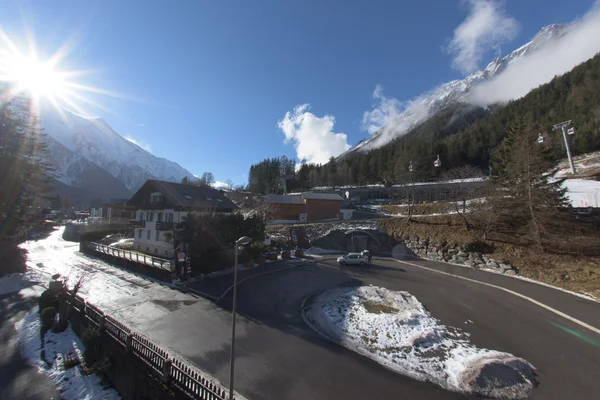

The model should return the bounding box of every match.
[177,252,185,261]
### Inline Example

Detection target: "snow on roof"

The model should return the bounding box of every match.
[301,192,344,201]
[265,194,305,205]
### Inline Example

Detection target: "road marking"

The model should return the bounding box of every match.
[394,258,600,337]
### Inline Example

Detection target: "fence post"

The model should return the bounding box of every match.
[162,358,172,383]
[136,254,139,262]
[125,333,133,353]
[99,315,106,333]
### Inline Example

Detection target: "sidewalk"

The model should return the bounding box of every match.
[0,291,62,400]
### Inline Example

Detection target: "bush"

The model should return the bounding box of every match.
[82,326,104,367]
[40,307,57,331]
[38,288,60,312]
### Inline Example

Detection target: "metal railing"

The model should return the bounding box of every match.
[68,293,233,400]
[130,219,147,228]
[156,222,175,231]
[85,241,173,271]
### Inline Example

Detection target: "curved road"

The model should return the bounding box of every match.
[149,254,600,400]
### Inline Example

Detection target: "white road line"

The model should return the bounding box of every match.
[395,258,600,337]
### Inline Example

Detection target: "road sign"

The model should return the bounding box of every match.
[177,252,185,261]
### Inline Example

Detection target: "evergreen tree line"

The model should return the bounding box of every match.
[248,54,600,194]
[0,89,54,240]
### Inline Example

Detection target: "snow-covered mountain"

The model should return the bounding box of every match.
[40,106,195,193]
[341,24,567,156]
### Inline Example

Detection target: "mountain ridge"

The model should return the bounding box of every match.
[39,105,195,198]
[340,23,567,158]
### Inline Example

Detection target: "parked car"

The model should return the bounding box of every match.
[109,238,134,249]
[337,253,367,266]
[99,234,121,244]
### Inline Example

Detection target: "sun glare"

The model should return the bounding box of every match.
[4,54,67,100]
[0,29,124,118]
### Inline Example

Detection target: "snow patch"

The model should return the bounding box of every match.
[562,179,600,208]
[306,286,536,399]
[304,247,342,255]
[0,269,45,296]
[15,307,121,400]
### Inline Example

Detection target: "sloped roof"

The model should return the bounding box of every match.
[265,194,305,205]
[301,192,343,201]
[130,179,238,210]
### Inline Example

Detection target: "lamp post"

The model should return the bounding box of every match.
[552,120,576,174]
[229,235,253,400]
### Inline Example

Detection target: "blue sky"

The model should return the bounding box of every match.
[0,0,597,185]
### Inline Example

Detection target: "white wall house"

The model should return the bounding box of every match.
[128,180,238,258]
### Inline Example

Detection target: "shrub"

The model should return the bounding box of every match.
[38,288,60,312]
[0,244,27,276]
[82,326,104,368]
[40,307,57,331]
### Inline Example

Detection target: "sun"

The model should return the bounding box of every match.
[3,54,67,100]
[0,29,122,118]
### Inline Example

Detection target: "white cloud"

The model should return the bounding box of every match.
[211,181,229,189]
[278,104,350,165]
[468,1,600,105]
[361,85,432,149]
[447,0,519,74]
[124,136,152,152]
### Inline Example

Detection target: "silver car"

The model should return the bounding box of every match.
[337,253,367,266]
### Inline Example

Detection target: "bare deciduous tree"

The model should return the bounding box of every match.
[441,165,484,230]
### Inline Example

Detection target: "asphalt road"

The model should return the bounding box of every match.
[141,255,600,400]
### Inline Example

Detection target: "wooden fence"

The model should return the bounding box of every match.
[68,293,233,400]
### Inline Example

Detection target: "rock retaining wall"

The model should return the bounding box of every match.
[403,237,518,275]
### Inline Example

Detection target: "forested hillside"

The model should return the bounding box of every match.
[249,53,600,194]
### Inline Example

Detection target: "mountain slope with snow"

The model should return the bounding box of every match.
[343,24,567,155]
[40,106,195,192]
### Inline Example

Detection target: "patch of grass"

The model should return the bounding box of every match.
[363,301,398,314]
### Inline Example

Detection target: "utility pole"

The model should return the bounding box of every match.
[552,120,576,175]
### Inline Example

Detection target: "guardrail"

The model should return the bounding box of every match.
[68,293,233,400]
[85,241,173,271]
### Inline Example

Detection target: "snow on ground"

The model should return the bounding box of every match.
[19,227,197,329]
[304,247,343,256]
[0,268,46,296]
[306,286,536,399]
[562,179,600,208]
[15,307,121,400]
[555,151,600,178]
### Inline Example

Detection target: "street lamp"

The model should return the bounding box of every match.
[552,120,576,174]
[229,235,253,400]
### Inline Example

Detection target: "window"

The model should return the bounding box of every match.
[205,197,213,201]
[147,212,154,222]
[166,213,174,222]
[150,192,163,203]
[155,248,158,254]
[157,212,163,222]
[147,230,151,240]
[165,250,169,255]
[138,229,142,239]
[184,195,193,200]
[146,247,149,252]
[217,198,223,203]
[155,231,160,241]
[139,211,144,221]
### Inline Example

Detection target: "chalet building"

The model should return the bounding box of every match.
[265,192,344,223]
[128,180,238,257]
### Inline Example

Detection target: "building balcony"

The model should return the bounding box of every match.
[156,222,175,231]
[130,219,146,228]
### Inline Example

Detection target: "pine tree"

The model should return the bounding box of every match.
[491,118,569,250]
[0,93,54,238]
